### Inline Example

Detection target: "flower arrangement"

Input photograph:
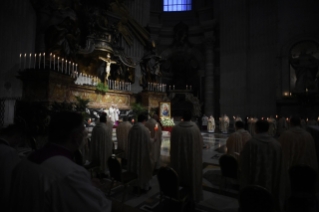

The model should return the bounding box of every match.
[160,118,175,127]
[96,83,108,92]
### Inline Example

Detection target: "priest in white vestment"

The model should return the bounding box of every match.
[207,115,215,132]
[10,112,111,212]
[225,121,251,161]
[114,105,120,123]
[0,124,24,210]
[201,114,208,131]
[278,116,318,172]
[127,114,154,191]
[116,116,132,160]
[90,114,113,174]
[145,114,163,169]
[240,120,285,210]
[220,114,230,133]
[170,110,203,202]
[108,105,116,123]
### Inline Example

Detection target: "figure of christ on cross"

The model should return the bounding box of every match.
[98,53,117,86]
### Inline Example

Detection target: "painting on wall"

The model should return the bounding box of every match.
[159,102,171,119]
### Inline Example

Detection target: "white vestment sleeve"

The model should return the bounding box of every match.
[49,169,112,212]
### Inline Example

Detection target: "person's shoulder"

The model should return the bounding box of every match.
[42,156,87,178]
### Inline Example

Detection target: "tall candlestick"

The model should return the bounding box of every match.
[34,54,37,69]
[68,61,71,74]
[24,53,26,70]
[39,53,41,69]
[72,63,74,75]
[43,53,45,69]
[29,53,31,69]
[65,60,68,74]
[50,53,52,69]
[76,64,78,73]
[53,55,56,70]
[19,54,22,71]
[62,58,64,73]
[57,57,60,71]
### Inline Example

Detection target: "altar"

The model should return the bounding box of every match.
[17,69,135,110]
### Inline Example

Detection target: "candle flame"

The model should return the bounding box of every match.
[35,54,37,56]
[39,53,41,56]
[58,57,59,59]
[43,53,45,56]
[53,55,55,58]
[20,54,21,57]
[62,58,64,61]
[50,53,52,56]
[24,53,26,57]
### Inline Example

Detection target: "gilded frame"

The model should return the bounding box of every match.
[159,101,171,119]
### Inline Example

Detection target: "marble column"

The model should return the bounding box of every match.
[204,38,214,116]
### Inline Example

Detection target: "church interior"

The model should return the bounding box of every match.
[1,0,319,211]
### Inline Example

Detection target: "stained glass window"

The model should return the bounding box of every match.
[163,0,192,12]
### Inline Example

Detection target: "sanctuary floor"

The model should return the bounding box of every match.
[108,130,239,212]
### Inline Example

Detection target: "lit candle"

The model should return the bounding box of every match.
[50,53,52,69]
[62,58,64,73]
[29,53,31,69]
[58,57,60,71]
[19,53,21,71]
[39,53,41,69]
[65,60,68,74]
[53,55,55,70]
[24,53,26,70]
[34,53,37,69]
[69,61,71,74]
[76,64,78,72]
[72,63,74,74]
[306,88,308,92]
[276,115,278,119]
[43,53,45,69]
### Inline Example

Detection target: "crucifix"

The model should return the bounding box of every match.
[99,53,117,86]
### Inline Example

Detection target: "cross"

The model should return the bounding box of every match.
[99,53,117,86]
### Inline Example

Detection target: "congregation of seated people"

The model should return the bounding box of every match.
[1,110,319,212]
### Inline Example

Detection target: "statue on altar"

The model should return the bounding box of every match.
[99,53,117,86]
[140,41,164,90]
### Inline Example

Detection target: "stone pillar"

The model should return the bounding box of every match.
[204,38,214,116]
